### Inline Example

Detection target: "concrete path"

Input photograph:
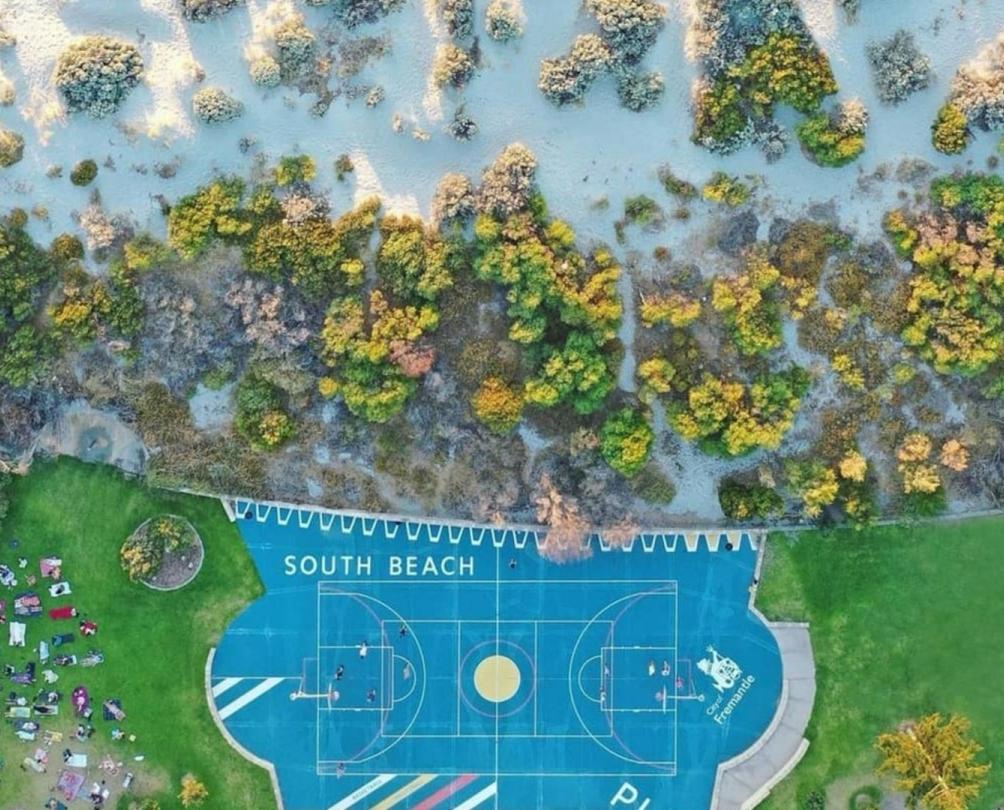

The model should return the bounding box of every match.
[712,622,817,810]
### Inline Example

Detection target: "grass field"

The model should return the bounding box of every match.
[757,517,1004,810]
[0,458,275,809]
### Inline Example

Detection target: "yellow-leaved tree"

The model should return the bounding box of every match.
[876,714,990,810]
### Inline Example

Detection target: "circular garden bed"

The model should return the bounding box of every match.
[120,514,204,590]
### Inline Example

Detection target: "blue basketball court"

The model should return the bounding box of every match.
[211,504,783,810]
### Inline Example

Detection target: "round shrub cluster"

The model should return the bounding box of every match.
[586,0,666,64]
[0,127,24,168]
[180,0,244,21]
[539,34,611,106]
[275,17,317,80]
[0,76,14,107]
[51,233,85,261]
[443,0,474,40]
[867,30,932,105]
[192,86,244,124]
[485,0,523,42]
[433,43,475,89]
[933,34,1004,152]
[478,142,537,217]
[797,98,868,167]
[331,0,405,28]
[70,159,98,186]
[432,172,475,224]
[615,67,664,111]
[249,54,281,87]
[54,36,143,118]
[931,102,970,154]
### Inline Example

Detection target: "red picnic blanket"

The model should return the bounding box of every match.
[49,606,77,620]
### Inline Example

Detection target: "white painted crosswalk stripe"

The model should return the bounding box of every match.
[327,774,395,810]
[211,677,242,698]
[217,677,286,720]
[453,782,497,810]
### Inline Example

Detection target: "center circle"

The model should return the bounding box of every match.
[473,655,521,703]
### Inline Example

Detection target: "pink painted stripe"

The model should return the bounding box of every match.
[410,774,478,810]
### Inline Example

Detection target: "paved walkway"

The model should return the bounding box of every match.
[712,621,816,810]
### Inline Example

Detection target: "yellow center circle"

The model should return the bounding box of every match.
[473,655,521,703]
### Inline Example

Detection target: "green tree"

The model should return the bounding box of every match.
[600,408,654,477]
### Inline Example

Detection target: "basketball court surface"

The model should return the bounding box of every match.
[211,503,783,810]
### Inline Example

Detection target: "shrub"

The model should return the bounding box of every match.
[331,0,405,28]
[702,172,750,206]
[274,17,316,80]
[70,159,98,186]
[235,372,295,450]
[120,528,165,582]
[867,30,932,105]
[629,464,676,504]
[950,35,1004,133]
[472,376,524,433]
[600,407,654,477]
[615,67,664,112]
[539,34,611,107]
[148,515,195,552]
[275,154,316,186]
[433,43,475,89]
[0,128,24,168]
[658,166,697,200]
[334,154,354,181]
[802,790,825,810]
[586,0,666,64]
[0,76,14,107]
[168,177,251,259]
[180,0,244,21]
[431,172,475,224]
[192,86,244,123]
[796,100,868,167]
[51,233,85,261]
[54,36,143,118]
[179,775,209,807]
[478,143,538,217]
[442,0,474,39]
[485,0,522,42]
[249,54,281,87]
[719,479,784,521]
[932,102,969,154]
[376,215,457,302]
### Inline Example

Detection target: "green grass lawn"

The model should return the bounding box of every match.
[0,458,274,809]
[757,517,1004,810]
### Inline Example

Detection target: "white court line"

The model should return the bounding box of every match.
[218,677,286,720]
[327,774,395,810]
[211,677,242,698]
[454,782,498,810]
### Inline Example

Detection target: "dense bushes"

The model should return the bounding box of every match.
[539,0,664,110]
[867,30,932,105]
[70,159,98,186]
[669,368,812,457]
[167,177,251,260]
[883,174,1004,377]
[599,408,653,476]
[472,377,524,433]
[934,35,1004,153]
[274,16,316,80]
[485,0,522,42]
[796,99,868,167]
[54,36,143,117]
[719,478,784,520]
[249,54,281,87]
[0,127,24,168]
[180,0,244,21]
[431,173,475,225]
[331,0,405,28]
[692,32,838,156]
[442,0,474,40]
[478,143,538,217]
[192,87,244,124]
[931,103,970,154]
[0,216,58,387]
[234,372,295,450]
[433,43,475,89]
[377,216,459,302]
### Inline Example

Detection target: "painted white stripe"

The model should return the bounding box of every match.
[211,677,242,698]
[453,783,497,810]
[327,774,395,810]
[218,677,285,720]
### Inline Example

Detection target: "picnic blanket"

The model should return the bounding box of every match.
[49,606,77,620]
[57,768,85,800]
[102,699,125,722]
[48,582,71,598]
[13,591,41,617]
[0,564,16,587]
[72,686,90,716]
[65,753,87,768]
[9,621,25,647]
[40,558,62,578]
